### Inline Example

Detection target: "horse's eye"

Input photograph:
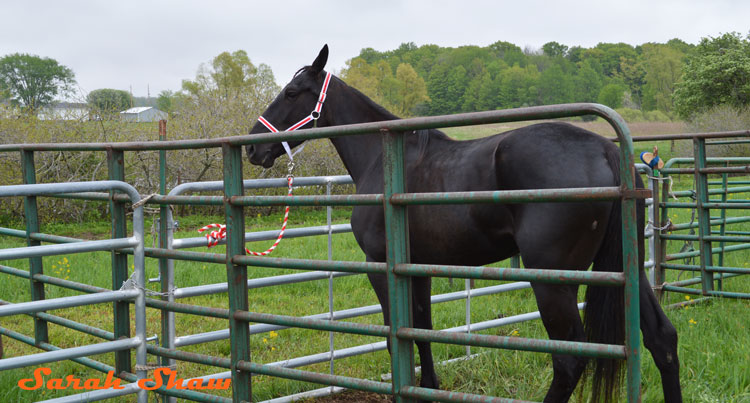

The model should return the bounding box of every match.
[285,89,299,99]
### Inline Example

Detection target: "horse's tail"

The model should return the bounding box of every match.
[584,145,644,403]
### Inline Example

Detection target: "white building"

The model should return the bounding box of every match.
[120,107,167,122]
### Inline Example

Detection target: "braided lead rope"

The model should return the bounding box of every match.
[646,175,678,200]
[197,172,294,256]
[646,218,673,232]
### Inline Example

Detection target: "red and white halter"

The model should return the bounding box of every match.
[257,71,333,161]
[198,72,333,256]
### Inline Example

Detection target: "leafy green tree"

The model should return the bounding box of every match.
[156,90,176,114]
[87,88,131,117]
[592,43,638,77]
[427,64,468,115]
[538,64,573,104]
[598,83,627,108]
[498,64,540,108]
[639,43,684,113]
[542,41,569,58]
[572,60,603,103]
[394,63,429,116]
[488,41,526,67]
[673,32,750,118]
[182,50,278,105]
[0,53,76,113]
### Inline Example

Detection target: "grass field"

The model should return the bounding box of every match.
[1,122,749,402]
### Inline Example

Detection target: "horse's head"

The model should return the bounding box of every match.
[246,45,331,168]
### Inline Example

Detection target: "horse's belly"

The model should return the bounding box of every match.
[407,204,517,266]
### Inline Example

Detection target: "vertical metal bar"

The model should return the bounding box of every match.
[464,278,471,357]
[510,255,521,268]
[381,129,415,402]
[327,179,335,393]
[21,150,48,345]
[717,161,728,291]
[107,148,131,375]
[656,172,671,301]
[693,137,714,295]
[649,175,661,286]
[157,120,176,403]
[132,204,148,403]
[222,143,252,402]
[616,125,641,403]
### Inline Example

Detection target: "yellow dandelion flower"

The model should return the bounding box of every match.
[688,319,697,325]
[510,330,520,337]
[263,338,267,343]
[269,331,278,338]
[685,295,691,301]
[271,346,276,351]
[52,265,57,269]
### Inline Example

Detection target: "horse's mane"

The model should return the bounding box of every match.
[298,65,452,163]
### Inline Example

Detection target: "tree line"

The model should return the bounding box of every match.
[341,39,690,119]
[1,32,748,122]
[340,33,750,121]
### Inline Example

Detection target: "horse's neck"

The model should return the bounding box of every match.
[325,84,398,183]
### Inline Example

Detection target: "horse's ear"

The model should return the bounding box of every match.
[311,44,329,74]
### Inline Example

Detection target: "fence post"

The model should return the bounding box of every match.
[21,150,48,345]
[693,137,714,295]
[222,143,252,402]
[615,128,642,402]
[107,148,131,375]
[381,129,415,402]
[650,174,664,298]
[157,120,176,403]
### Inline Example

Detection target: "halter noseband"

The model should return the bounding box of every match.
[257,71,333,161]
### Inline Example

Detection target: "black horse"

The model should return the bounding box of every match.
[246,45,682,403]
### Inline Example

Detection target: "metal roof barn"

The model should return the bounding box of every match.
[120,107,167,122]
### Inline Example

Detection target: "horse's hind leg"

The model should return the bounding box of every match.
[639,270,682,403]
[531,283,588,403]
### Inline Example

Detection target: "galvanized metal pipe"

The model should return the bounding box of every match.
[0,289,139,317]
[0,336,140,371]
[172,224,352,249]
[0,237,137,260]
[174,282,531,347]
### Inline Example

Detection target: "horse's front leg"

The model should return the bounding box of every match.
[412,276,439,390]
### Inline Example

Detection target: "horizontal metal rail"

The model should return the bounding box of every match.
[398,327,625,359]
[395,264,625,286]
[174,282,532,347]
[173,224,352,249]
[0,326,229,403]
[0,336,140,371]
[0,298,115,341]
[666,243,750,260]
[389,186,647,205]
[400,385,536,403]
[0,237,137,260]
[0,289,139,317]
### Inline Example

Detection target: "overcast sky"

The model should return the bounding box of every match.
[1,1,748,100]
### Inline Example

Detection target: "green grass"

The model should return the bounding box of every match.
[1,165,749,401]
